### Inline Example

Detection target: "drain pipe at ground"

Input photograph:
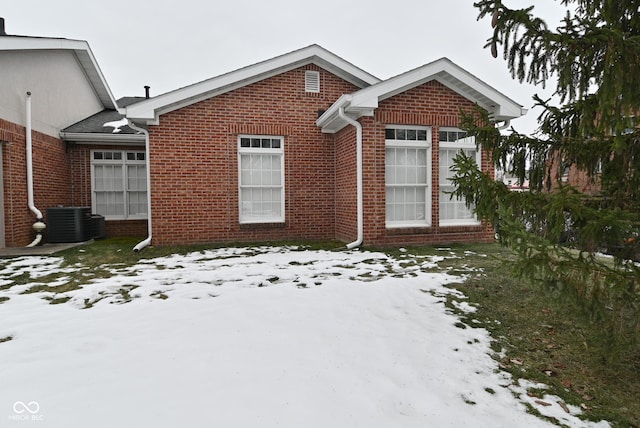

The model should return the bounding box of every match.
[338,107,363,250]
[25,92,46,247]
[128,120,152,252]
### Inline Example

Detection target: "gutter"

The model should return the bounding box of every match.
[338,107,363,250]
[59,132,145,145]
[127,120,152,252]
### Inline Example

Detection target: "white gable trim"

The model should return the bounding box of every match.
[0,37,118,110]
[125,44,381,125]
[318,57,525,133]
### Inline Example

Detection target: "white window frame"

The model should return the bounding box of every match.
[90,150,148,221]
[385,125,432,228]
[439,128,481,226]
[238,135,285,224]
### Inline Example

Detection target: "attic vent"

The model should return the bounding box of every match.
[305,70,320,93]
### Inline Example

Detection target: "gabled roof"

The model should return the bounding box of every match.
[0,35,118,110]
[125,44,381,125]
[317,57,526,133]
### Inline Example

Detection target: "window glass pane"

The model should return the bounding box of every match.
[113,152,122,160]
[396,129,406,140]
[385,128,395,140]
[406,129,417,140]
[128,191,147,216]
[94,152,103,160]
[251,138,261,148]
[262,138,271,148]
[127,165,147,190]
[127,152,135,161]
[417,130,427,141]
[241,138,250,148]
[271,139,281,149]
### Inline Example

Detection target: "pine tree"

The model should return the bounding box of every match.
[452,0,640,342]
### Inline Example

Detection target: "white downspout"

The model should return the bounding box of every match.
[338,107,363,250]
[128,121,152,252]
[497,119,511,130]
[25,92,45,247]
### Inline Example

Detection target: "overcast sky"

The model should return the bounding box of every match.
[2,0,568,135]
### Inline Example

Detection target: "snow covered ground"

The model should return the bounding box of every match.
[0,246,609,427]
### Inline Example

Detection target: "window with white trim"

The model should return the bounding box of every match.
[91,150,147,220]
[439,129,480,225]
[238,136,284,223]
[385,126,432,228]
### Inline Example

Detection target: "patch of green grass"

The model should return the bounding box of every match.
[396,243,640,427]
[44,296,72,305]
[150,291,168,300]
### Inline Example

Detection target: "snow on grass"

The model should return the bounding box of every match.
[0,247,609,427]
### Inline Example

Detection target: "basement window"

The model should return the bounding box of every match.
[305,70,320,93]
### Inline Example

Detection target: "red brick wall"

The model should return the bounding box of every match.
[0,118,72,247]
[148,65,358,245]
[335,125,357,242]
[69,143,148,238]
[358,80,496,247]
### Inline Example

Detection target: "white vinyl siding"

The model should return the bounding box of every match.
[385,126,432,228]
[238,136,285,223]
[91,151,147,220]
[439,129,480,226]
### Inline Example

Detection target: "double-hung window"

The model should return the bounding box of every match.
[91,150,147,220]
[439,128,480,226]
[238,136,285,224]
[385,126,432,228]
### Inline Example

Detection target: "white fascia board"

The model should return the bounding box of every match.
[59,132,145,144]
[349,58,524,121]
[126,45,380,125]
[0,37,118,110]
[318,92,382,133]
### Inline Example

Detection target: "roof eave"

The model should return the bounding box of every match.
[60,132,145,144]
[126,45,381,125]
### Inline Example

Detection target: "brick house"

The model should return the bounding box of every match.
[1,22,526,249]
[0,21,126,248]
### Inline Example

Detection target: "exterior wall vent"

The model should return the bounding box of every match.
[305,70,320,93]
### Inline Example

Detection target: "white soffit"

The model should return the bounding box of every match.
[125,44,381,124]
